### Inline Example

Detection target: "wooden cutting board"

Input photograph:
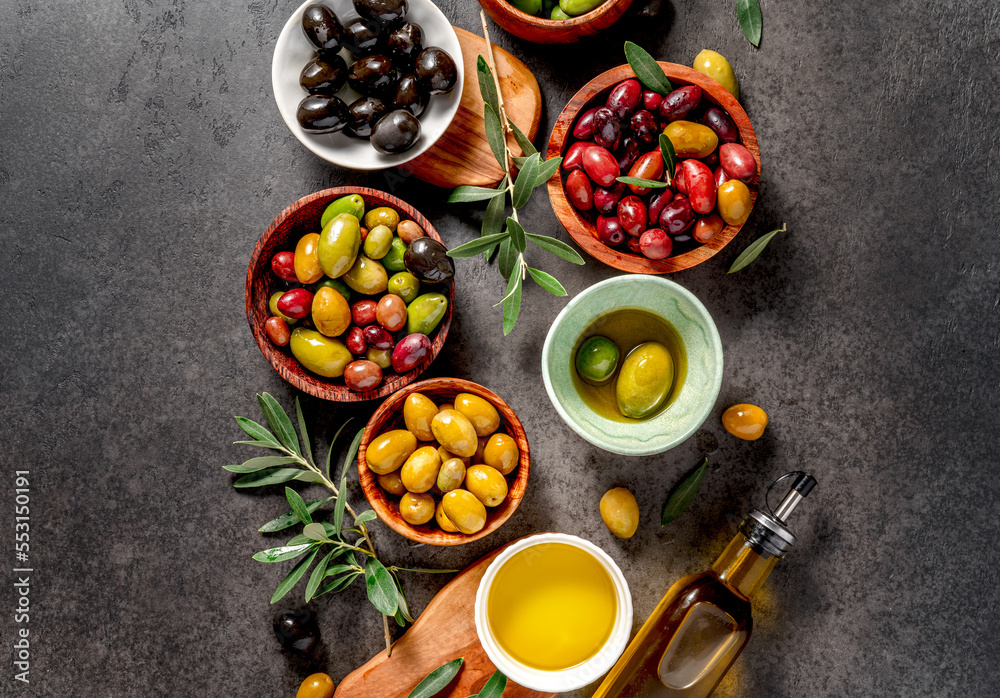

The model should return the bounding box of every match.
[334,537,556,698]
[400,27,543,189]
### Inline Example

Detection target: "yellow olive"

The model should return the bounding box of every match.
[435,499,459,532]
[403,392,438,441]
[441,489,487,534]
[693,49,739,99]
[310,286,351,337]
[438,402,454,412]
[377,471,406,497]
[365,429,417,474]
[364,206,401,232]
[431,409,478,458]
[454,392,501,437]
[483,433,519,475]
[474,437,488,463]
[716,180,753,226]
[600,487,639,539]
[399,492,434,525]
[437,446,470,467]
[343,254,388,295]
[465,465,508,507]
[289,328,351,378]
[722,403,768,440]
[294,233,325,284]
[296,673,335,698]
[436,458,467,493]
[400,446,441,493]
[663,120,719,159]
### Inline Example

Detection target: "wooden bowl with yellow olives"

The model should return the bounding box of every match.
[246,187,455,402]
[358,378,530,546]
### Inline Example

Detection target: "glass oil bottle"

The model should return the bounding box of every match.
[592,472,817,698]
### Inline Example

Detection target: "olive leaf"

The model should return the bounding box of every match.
[624,41,673,95]
[446,232,510,258]
[728,223,786,273]
[223,455,299,473]
[483,103,507,171]
[508,118,538,157]
[234,468,305,488]
[662,457,708,526]
[257,393,300,456]
[259,498,332,532]
[659,133,677,186]
[295,398,313,465]
[482,183,507,241]
[302,522,332,542]
[448,186,506,203]
[305,548,338,602]
[737,0,763,47]
[253,542,316,564]
[234,417,280,447]
[616,176,670,189]
[364,558,399,616]
[318,570,360,596]
[471,670,508,698]
[477,55,499,113]
[354,510,378,526]
[502,261,523,337]
[334,428,364,534]
[507,217,526,253]
[527,267,567,296]
[524,233,586,265]
[511,153,540,209]
[285,487,313,525]
[532,156,562,187]
[407,658,464,698]
[497,238,516,280]
[270,547,319,604]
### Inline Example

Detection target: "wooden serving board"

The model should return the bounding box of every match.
[335,537,556,698]
[401,27,542,189]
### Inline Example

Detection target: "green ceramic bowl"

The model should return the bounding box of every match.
[541,276,723,455]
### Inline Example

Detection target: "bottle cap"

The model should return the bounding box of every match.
[739,472,817,559]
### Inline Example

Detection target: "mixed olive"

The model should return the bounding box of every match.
[561,51,756,260]
[600,487,639,539]
[263,194,454,392]
[273,608,320,654]
[507,0,608,21]
[365,391,521,535]
[295,1,458,155]
[722,403,768,440]
[577,336,675,420]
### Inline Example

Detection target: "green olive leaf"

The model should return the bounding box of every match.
[354,509,378,526]
[502,264,523,337]
[259,497,332,532]
[270,546,319,604]
[481,181,507,246]
[484,103,507,171]
[507,217,526,253]
[527,267,567,296]
[524,232,586,265]
[498,238,516,280]
[507,118,537,157]
[325,418,353,481]
[294,398,313,465]
[737,0,763,47]
[624,41,673,95]
[616,176,670,189]
[662,457,709,526]
[406,658,464,698]
[728,223,786,273]
[234,417,280,447]
[471,670,508,698]
[334,428,364,535]
[257,393,300,456]
[305,548,338,602]
[477,55,499,114]
[223,455,299,473]
[252,542,316,564]
[659,133,677,186]
[392,572,415,623]
[532,156,562,188]
[511,153,540,209]
[447,186,506,203]
[318,570,360,596]
[234,468,304,488]
[284,487,313,525]
[233,439,282,449]
[446,232,510,258]
[364,558,399,617]
[302,522,332,542]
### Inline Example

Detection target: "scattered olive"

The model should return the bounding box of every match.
[353,0,409,25]
[403,237,454,283]
[297,673,335,698]
[414,47,457,95]
[342,17,382,55]
[301,4,344,54]
[273,608,319,654]
[296,94,350,133]
[381,20,423,68]
[370,109,421,155]
[299,54,348,95]
[393,74,429,117]
[347,54,398,98]
[346,96,389,138]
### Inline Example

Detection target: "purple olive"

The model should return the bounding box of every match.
[659,196,695,235]
[630,109,659,145]
[702,107,739,144]
[606,79,642,119]
[647,190,672,225]
[593,183,625,216]
[363,325,394,350]
[591,107,621,151]
[573,107,600,140]
[616,135,641,172]
[391,333,431,372]
[596,216,626,246]
[658,85,702,122]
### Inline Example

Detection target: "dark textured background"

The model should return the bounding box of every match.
[2,0,999,695]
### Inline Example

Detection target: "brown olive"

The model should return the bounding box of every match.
[348,55,398,98]
[346,96,388,138]
[370,109,421,155]
[342,17,381,56]
[296,95,349,134]
[382,20,423,68]
[353,0,408,25]
[299,54,347,95]
[393,74,429,117]
[301,4,344,54]
[403,237,454,283]
[414,47,457,95]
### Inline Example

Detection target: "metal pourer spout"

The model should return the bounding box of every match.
[739,472,818,559]
[771,472,818,523]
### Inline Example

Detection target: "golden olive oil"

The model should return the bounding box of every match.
[572,308,687,422]
[487,542,617,671]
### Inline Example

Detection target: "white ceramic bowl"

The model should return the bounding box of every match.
[474,533,632,692]
[271,0,464,170]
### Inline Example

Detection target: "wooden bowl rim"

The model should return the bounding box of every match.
[546,62,761,274]
[358,378,531,546]
[246,187,455,402]
[478,0,633,32]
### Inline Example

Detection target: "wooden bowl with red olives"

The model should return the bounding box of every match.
[547,62,760,274]
[358,378,530,546]
[246,187,454,402]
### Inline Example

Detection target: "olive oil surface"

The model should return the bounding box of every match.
[487,542,617,671]
[572,308,687,422]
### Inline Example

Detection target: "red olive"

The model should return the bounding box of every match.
[714,165,730,188]
[271,251,297,282]
[346,326,367,354]
[658,85,702,122]
[626,236,643,254]
[617,135,641,172]
[617,196,648,237]
[642,90,663,112]
[647,190,672,225]
[391,333,431,372]
[606,79,642,119]
[694,213,726,243]
[264,316,291,346]
[679,159,716,214]
[639,228,673,259]
[719,143,756,182]
[596,216,625,246]
[626,150,664,195]
[562,141,590,171]
[581,146,620,188]
[591,107,621,151]
[376,294,407,332]
[277,288,314,319]
[702,107,739,144]
[565,169,594,211]
[594,183,625,216]
[674,164,688,195]
[363,325,394,350]
[344,360,383,391]
[630,110,659,145]
[351,300,377,327]
[659,196,695,235]
[573,107,600,139]
[701,150,719,167]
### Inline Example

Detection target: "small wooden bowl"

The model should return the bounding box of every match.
[547,62,761,274]
[478,0,634,44]
[358,378,531,546]
[246,188,454,402]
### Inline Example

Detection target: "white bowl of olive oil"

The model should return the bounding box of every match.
[474,533,633,692]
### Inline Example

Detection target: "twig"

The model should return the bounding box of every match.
[480,11,514,171]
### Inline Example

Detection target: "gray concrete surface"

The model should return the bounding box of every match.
[2,0,998,695]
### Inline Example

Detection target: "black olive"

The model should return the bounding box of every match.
[301,4,344,54]
[273,608,319,654]
[370,109,421,155]
[346,96,389,138]
[353,0,408,26]
[381,20,423,69]
[342,17,381,56]
[404,237,454,283]
[296,94,350,133]
[299,54,348,95]
[414,47,457,96]
[393,74,429,117]
[347,54,398,98]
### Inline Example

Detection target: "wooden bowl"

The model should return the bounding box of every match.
[546,62,761,274]
[246,188,454,402]
[358,378,531,546]
[478,0,634,44]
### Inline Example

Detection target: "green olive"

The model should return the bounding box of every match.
[289,328,351,378]
[435,499,459,532]
[363,225,393,260]
[615,341,674,419]
[406,293,448,335]
[365,429,417,474]
[559,0,603,16]
[399,492,435,525]
[431,409,478,458]
[400,446,441,493]
[551,5,572,19]
[483,433,519,475]
[378,471,406,497]
[382,237,408,273]
[437,458,467,493]
[441,489,487,534]
[575,335,619,385]
[269,291,298,324]
[308,277,352,302]
[343,254,388,295]
[320,194,365,229]
[403,392,438,441]
[387,271,421,304]
[465,465,508,507]
[509,0,542,14]
[454,392,500,437]
[318,213,361,279]
[600,487,639,538]
[366,347,392,369]
[363,206,400,232]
